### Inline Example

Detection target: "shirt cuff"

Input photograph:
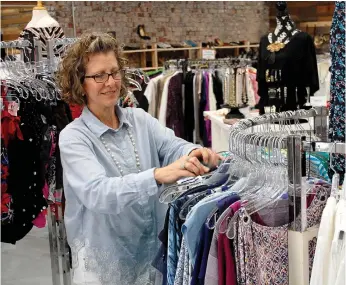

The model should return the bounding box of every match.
[185,145,202,156]
[134,168,160,201]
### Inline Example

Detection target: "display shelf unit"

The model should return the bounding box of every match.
[122,42,259,69]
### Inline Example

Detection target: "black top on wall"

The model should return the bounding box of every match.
[256,32,319,114]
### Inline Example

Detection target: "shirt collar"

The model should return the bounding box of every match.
[81,105,133,138]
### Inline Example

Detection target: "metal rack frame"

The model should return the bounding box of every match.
[1,38,72,285]
[229,106,345,285]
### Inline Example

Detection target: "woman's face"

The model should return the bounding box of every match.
[83,51,122,109]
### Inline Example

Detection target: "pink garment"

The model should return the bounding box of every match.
[32,212,46,228]
[218,201,242,285]
[204,72,212,146]
[248,70,260,104]
[42,182,49,199]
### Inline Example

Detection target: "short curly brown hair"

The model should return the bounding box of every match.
[56,32,128,106]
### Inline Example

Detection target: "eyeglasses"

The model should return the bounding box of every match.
[84,70,123,83]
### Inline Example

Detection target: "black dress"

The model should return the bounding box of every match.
[256,32,319,114]
[1,87,72,244]
[2,96,48,244]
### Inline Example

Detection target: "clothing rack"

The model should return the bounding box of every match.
[1,38,72,285]
[0,39,31,48]
[229,106,345,285]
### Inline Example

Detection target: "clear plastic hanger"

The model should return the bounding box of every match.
[159,169,221,204]
[330,142,341,200]
[225,138,288,239]
[218,117,286,235]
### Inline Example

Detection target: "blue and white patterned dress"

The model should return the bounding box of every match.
[328,1,345,183]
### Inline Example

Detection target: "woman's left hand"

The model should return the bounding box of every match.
[188,147,223,170]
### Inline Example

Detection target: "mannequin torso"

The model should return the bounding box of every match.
[256,2,319,114]
[26,9,60,28]
[19,4,65,61]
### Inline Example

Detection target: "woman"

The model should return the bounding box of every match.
[57,32,221,285]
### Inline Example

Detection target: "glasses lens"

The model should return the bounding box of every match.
[95,74,108,83]
[112,71,122,80]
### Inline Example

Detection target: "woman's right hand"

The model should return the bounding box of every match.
[154,155,210,185]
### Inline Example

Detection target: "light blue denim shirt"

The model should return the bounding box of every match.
[59,106,200,285]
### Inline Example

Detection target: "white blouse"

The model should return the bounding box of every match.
[310,196,337,285]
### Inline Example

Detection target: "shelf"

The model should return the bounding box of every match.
[122,48,156,53]
[299,21,332,28]
[213,44,259,49]
[121,41,258,69]
[123,46,201,53]
[156,47,201,52]
[122,44,259,54]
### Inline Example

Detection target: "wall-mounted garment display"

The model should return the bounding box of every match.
[256,32,319,114]
[256,4,319,114]
[328,1,345,183]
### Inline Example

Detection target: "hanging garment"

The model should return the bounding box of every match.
[235,68,244,106]
[199,74,207,146]
[69,104,83,120]
[212,71,224,110]
[157,71,176,120]
[1,96,49,244]
[328,1,345,183]
[222,68,231,106]
[217,200,242,285]
[1,139,13,226]
[184,72,195,143]
[144,74,163,118]
[190,224,213,285]
[229,68,237,107]
[174,237,191,285]
[158,72,177,127]
[204,72,211,147]
[257,32,319,113]
[245,67,258,107]
[234,183,330,285]
[327,199,346,285]
[193,72,202,144]
[310,196,337,285]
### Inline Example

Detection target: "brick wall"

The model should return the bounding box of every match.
[44,1,270,44]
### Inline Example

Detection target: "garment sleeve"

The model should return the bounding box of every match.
[305,34,320,95]
[59,131,159,215]
[143,109,201,167]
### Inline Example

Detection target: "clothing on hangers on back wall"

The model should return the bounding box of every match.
[144,61,259,146]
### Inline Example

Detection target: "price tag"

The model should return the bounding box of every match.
[8,101,19,116]
[202,49,216,60]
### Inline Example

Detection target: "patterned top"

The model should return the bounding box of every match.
[234,183,330,285]
[328,1,345,183]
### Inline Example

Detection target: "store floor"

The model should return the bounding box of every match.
[1,226,55,285]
